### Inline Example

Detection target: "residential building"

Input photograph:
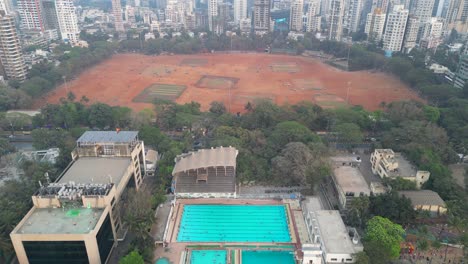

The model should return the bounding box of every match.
[42,0,60,31]
[208,0,218,32]
[370,149,430,188]
[10,131,147,264]
[306,0,321,32]
[328,0,345,41]
[55,0,80,45]
[445,0,468,33]
[18,0,45,31]
[418,17,443,49]
[410,0,435,23]
[454,54,468,88]
[112,0,125,32]
[365,8,386,42]
[344,0,362,33]
[253,0,270,34]
[172,146,238,198]
[402,16,419,52]
[234,0,248,24]
[239,17,252,34]
[0,12,27,81]
[290,0,304,31]
[302,198,363,264]
[0,0,12,14]
[383,5,408,53]
[399,190,447,215]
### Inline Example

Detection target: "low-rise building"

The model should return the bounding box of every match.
[302,198,363,264]
[399,190,447,215]
[370,149,430,189]
[331,163,371,209]
[11,131,147,264]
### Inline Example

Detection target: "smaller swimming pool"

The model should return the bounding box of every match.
[242,250,295,264]
[155,257,171,264]
[190,250,227,264]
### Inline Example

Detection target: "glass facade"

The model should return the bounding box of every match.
[23,241,88,264]
[96,214,115,263]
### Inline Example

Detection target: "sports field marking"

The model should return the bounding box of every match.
[195,75,239,90]
[270,62,300,73]
[133,83,186,103]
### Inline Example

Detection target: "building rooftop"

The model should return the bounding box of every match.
[172,146,238,175]
[315,210,358,254]
[77,131,138,144]
[389,154,417,177]
[16,207,104,234]
[399,190,446,207]
[333,166,371,195]
[58,157,131,185]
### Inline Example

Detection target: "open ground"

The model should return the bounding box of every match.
[35,53,422,113]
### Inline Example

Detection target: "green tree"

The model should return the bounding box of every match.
[0,138,14,158]
[369,191,416,225]
[334,122,363,143]
[209,101,227,115]
[269,121,319,149]
[87,103,114,129]
[364,216,405,260]
[119,250,144,264]
[353,251,370,264]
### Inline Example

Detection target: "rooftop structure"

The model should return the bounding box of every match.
[332,164,370,209]
[58,157,131,185]
[77,131,139,144]
[11,131,147,264]
[371,149,430,188]
[16,207,104,235]
[302,203,363,263]
[172,146,238,198]
[399,190,447,215]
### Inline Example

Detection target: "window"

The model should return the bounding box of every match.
[23,241,88,264]
[96,214,115,263]
[331,258,337,261]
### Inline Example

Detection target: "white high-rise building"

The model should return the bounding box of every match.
[306,0,321,32]
[0,12,27,81]
[344,0,363,33]
[419,17,443,48]
[383,5,408,52]
[18,0,45,31]
[328,0,345,41]
[290,0,304,31]
[411,0,435,23]
[365,7,386,42]
[234,0,247,24]
[55,0,80,44]
[445,0,468,33]
[402,16,419,52]
[253,0,270,34]
[208,0,218,32]
[0,0,12,14]
[112,0,125,32]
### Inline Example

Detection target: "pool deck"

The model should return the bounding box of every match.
[156,198,306,264]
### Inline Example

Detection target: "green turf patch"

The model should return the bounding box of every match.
[270,62,300,73]
[133,84,186,103]
[180,58,208,67]
[195,75,239,89]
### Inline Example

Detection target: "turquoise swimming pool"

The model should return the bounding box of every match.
[242,250,295,264]
[177,205,291,242]
[190,250,227,264]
